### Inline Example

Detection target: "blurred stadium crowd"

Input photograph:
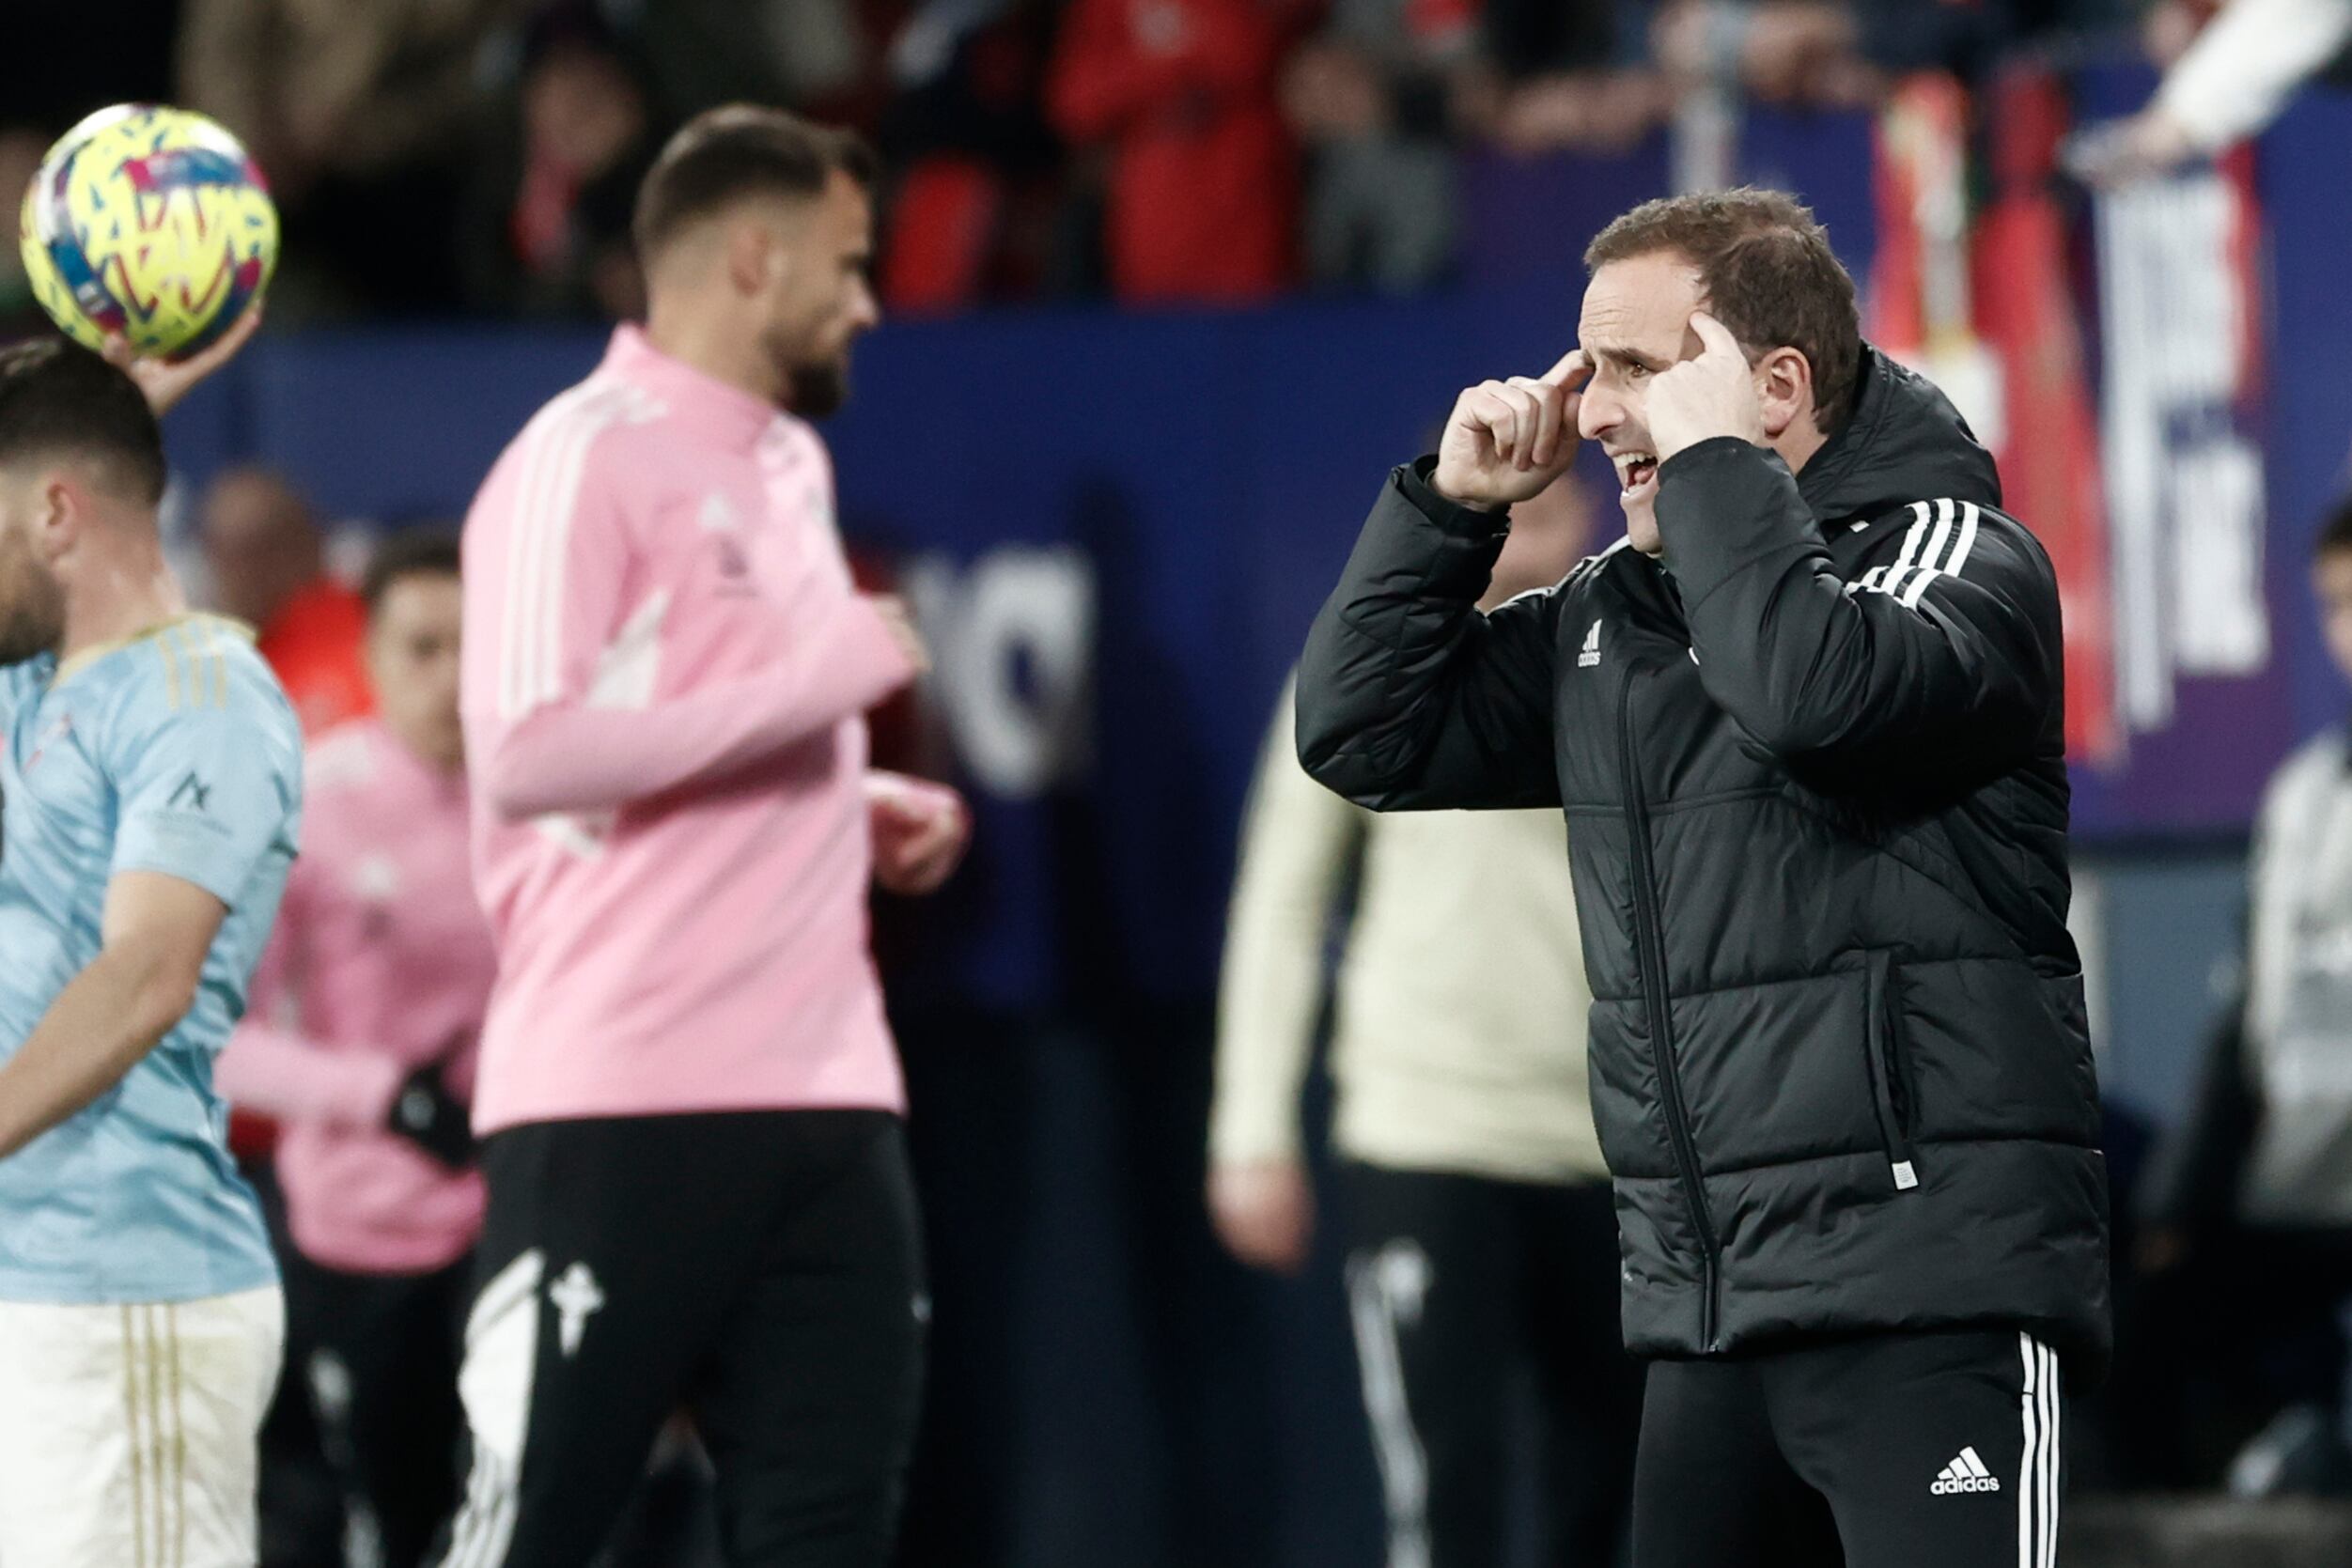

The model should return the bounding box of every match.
[2,0,2328,323]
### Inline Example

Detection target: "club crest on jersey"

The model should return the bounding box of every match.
[23,713,71,772]
[697,493,740,534]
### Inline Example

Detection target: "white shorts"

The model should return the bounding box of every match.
[0,1286,284,1568]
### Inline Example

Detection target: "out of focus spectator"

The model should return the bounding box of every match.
[1281,0,1471,291]
[1845,0,2099,82]
[619,0,866,122]
[176,0,529,313]
[1650,0,1878,115]
[2118,499,2352,1492]
[199,467,375,734]
[460,7,658,318]
[1210,478,1641,1566]
[0,2,181,135]
[1049,0,1301,304]
[1466,0,1668,155]
[2068,0,2352,183]
[876,0,1071,312]
[218,532,489,1568]
[0,128,50,343]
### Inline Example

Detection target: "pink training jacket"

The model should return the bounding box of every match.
[459,325,919,1136]
[218,718,491,1275]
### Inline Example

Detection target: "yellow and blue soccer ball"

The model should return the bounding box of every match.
[18,104,276,360]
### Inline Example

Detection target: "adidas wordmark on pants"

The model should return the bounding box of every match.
[1930,1447,2002,1496]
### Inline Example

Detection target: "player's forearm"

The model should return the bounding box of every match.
[1211,725,1356,1162]
[1211,878,1338,1162]
[1209,959,1325,1165]
[0,945,195,1160]
[2156,0,2352,152]
[217,1022,404,1127]
[480,604,913,819]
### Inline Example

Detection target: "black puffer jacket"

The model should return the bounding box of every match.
[1297,349,2111,1377]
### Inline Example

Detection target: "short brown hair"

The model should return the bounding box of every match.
[1584,188,1863,434]
[632,105,879,260]
[361,528,461,615]
[0,338,166,505]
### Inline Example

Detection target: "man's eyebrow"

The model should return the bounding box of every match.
[1585,341,1672,373]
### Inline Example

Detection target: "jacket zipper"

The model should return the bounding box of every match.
[1616,670,1721,1350]
[1863,950,1922,1191]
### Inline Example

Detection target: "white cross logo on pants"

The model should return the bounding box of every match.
[549,1262,605,1358]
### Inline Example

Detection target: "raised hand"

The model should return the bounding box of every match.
[2061,108,2196,189]
[102,304,265,419]
[1645,311,1766,462]
[1430,348,1590,510]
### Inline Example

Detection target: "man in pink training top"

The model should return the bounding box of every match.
[218,531,489,1568]
[439,106,970,1568]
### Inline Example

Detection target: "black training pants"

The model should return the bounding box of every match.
[1633,1328,2068,1568]
[1340,1164,1643,1568]
[286,1249,471,1568]
[433,1110,927,1568]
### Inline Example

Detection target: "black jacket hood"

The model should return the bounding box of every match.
[1797,346,2002,525]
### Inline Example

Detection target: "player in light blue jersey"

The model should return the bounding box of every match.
[0,327,303,1568]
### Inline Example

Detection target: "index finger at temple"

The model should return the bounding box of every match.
[1689,312,1742,361]
[1538,348,1590,389]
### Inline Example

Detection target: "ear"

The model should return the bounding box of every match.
[33,472,89,565]
[723,217,785,296]
[1753,346,1815,442]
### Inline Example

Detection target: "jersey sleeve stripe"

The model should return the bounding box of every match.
[1884,498,1955,602]
[160,634,183,712]
[173,624,202,710]
[179,622,223,710]
[499,384,628,720]
[1900,501,1981,609]
[1853,502,1932,598]
[1887,502,1933,582]
[200,620,227,709]
[529,408,609,714]
[501,395,578,718]
[506,410,568,716]
[502,386,582,717]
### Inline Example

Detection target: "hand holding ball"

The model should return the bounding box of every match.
[19,104,276,363]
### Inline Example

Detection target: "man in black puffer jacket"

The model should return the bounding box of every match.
[1297,189,2108,1568]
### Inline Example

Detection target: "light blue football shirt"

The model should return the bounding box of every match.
[0,614,302,1303]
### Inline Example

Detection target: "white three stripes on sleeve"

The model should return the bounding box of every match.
[496,383,646,722]
[1847,499,1985,608]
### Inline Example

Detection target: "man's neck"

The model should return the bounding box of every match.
[387,718,465,779]
[1773,415,1830,476]
[644,300,783,407]
[57,553,184,667]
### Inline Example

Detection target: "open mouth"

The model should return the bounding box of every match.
[1614,452,1659,499]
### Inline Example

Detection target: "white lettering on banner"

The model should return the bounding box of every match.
[2095,175,2270,736]
[901,547,1096,800]
[2169,437,2268,675]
